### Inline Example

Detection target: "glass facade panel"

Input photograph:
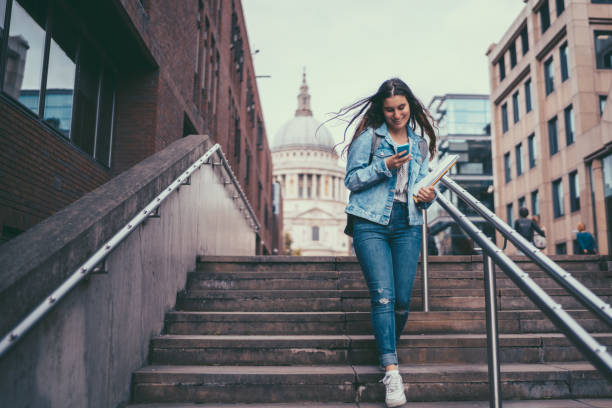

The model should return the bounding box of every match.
[528,133,536,168]
[44,22,77,137]
[553,178,564,218]
[544,57,555,95]
[438,98,490,135]
[595,31,612,69]
[5,0,47,112]
[548,116,558,155]
[564,104,574,145]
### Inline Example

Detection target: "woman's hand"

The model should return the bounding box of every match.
[416,186,436,202]
[385,152,411,170]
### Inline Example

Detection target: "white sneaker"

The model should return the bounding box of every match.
[381,370,406,407]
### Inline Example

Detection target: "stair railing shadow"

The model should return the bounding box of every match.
[0,143,259,359]
[434,175,612,407]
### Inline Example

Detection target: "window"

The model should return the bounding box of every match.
[539,0,551,34]
[573,239,582,255]
[512,91,520,123]
[600,95,607,115]
[504,152,512,182]
[555,242,567,255]
[1,0,116,166]
[524,79,532,113]
[498,55,506,81]
[595,31,612,69]
[509,42,517,68]
[564,104,574,145]
[515,143,523,176]
[501,103,509,133]
[518,196,526,210]
[298,174,303,198]
[531,189,540,215]
[552,177,564,218]
[569,170,580,212]
[528,133,537,168]
[506,203,514,226]
[593,0,612,3]
[312,226,319,241]
[560,42,569,81]
[548,116,559,155]
[556,0,565,16]
[520,25,529,55]
[544,57,555,95]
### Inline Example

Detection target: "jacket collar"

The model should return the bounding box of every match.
[374,122,421,143]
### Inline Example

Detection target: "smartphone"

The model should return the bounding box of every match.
[397,143,410,157]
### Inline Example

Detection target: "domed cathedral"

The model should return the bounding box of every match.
[271,72,349,256]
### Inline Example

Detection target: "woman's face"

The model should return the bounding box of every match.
[383,95,411,132]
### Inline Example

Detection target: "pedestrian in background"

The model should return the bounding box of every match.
[514,207,545,254]
[576,222,597,254]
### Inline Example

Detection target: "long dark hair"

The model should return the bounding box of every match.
[330,78,437,157]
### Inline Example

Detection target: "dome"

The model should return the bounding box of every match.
[271,71,336,152]
[272,116,335,151]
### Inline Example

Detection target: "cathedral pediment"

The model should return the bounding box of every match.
[294,207,337,220]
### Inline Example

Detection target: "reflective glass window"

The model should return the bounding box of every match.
[564,104,574,145]
[72,44,100,156]
[531,190,540,215]
[595,31,612,69]
[504,152,511,183]
[569,170,580,212]
[524,79,532,113]
[498,55,506,81]
[544,57,554,95]
[548,116,558,155]
[539,0,550,34]
[555,242,567,255]
[515,143,523,177]
[509,43,517,68]
[512,91,519,123]
[518,196,526,211]
[95,69,115,166]
[44,19,77,137]
[5,0,47,113]
[520,25,529,55]
[560,42,569,81]
[552,178,564,218]
[506,203,514,225]
[556,0,565,16]
[600,95,607,115]
[501,103,508,133]
[528,133,536,168]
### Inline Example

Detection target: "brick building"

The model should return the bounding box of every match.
[487,0,612,255]
[0,0,279,253]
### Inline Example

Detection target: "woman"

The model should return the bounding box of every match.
[576,222,597,254]
[340,78,437,407]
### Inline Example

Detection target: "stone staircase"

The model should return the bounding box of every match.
[128,255,612,407]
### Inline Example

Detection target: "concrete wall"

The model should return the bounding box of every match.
[0,134,255,407]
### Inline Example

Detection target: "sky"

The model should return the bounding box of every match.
[242,0,526,149]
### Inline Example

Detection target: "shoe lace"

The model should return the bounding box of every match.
[381,373,402,393]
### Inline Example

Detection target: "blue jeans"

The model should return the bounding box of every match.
[352,201,422,367]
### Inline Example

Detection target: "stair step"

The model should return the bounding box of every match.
[187,270,612,291]
[164,310,611,335]
[124,401,612,408]
[149,333,612,365]
[131,363,612,403]
[176,288,612,312]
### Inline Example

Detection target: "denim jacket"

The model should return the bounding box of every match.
[344,122,434,226]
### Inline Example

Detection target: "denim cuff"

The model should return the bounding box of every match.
[380,352,398,367]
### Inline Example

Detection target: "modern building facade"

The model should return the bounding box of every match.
[271,74,349,256]
[487,0,612,255]
[427,94,495,255]
[0,0,281,254]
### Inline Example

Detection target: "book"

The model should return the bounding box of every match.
[413,154,459,203]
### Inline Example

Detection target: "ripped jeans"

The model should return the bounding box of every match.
[352,201,422,367]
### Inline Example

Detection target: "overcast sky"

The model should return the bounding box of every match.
[242,0,526,149]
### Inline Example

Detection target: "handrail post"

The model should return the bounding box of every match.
[421,209,429,312]
[483,252,502,407]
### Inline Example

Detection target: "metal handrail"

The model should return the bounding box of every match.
[440,175,612,327]
[0,143,259,358]
[433,175,612,404]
